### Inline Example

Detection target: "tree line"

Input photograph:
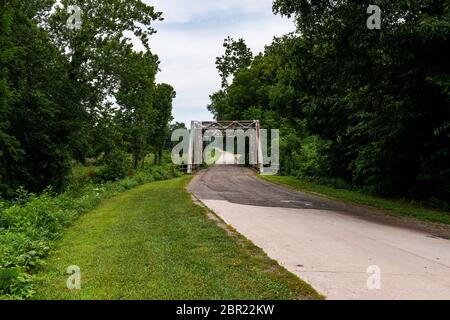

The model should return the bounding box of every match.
[208,0,449,208]
[0,0,175,197]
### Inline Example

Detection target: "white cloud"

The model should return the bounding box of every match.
[146,0,276,24]
[142,0,294,126]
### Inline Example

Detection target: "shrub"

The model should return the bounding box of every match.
[296,136,331,178]
[98,150,130,182]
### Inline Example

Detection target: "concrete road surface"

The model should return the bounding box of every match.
[188,165,450,300]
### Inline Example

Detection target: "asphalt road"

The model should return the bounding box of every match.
[188,165,450,300]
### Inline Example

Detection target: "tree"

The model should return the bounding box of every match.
[216,37,253,88]
[272,0,450,200]
[151,84,176,165]
[46,0,163,161]
[0,1,23,195]
[116,50,159,169]
[0,0,75,194]
[210,0,450,208]
[0,0,174,195]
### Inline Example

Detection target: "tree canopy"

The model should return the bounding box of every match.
[0,0,175,196]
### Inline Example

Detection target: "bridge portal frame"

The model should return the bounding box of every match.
[187,120,264,174]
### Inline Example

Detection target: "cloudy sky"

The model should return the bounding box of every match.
[142,0,295,126]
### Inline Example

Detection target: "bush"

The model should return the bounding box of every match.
[0,163,181,299]
[98,150,130,182]
[295,136,331,178]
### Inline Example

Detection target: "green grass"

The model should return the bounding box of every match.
[261,175,450,225]
[34,176,321,300]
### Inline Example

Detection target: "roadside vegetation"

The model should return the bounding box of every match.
[262,175,450,225]
[0,159,181,299]
[35,177,321,300]
[0,1,184,299]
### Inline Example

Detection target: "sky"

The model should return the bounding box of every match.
[141,0,295,126]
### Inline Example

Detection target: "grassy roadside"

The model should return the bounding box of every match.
[260,175,450,225]
[35,176,321,300]
[0,164,180,299]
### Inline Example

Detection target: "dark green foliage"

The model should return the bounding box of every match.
[0,0,175,197]
[151,84,176,165]
[0,1,73,195]
[209,1,450,208]
[98,150,131,182]
[115,50,159,169]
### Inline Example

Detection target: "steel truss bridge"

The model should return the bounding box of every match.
[186,120,264,173]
